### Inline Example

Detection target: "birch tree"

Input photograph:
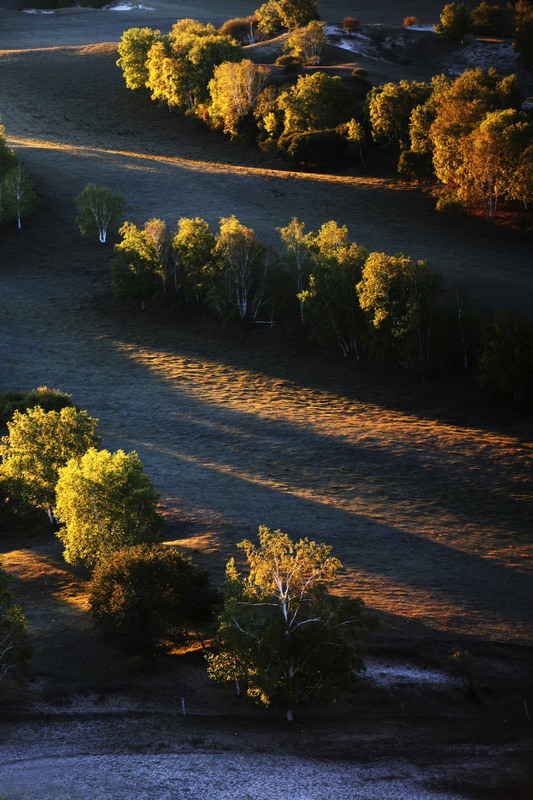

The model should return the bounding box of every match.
[208,59,268,137]
[75,183,124,244]
[1,166,38,229]
[55,448,161,568]
[207,527,376,721]
[0,406,100,525]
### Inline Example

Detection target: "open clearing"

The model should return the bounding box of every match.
[0,2,532,798]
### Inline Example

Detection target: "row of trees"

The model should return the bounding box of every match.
[0,124,38,230]
[0,391,375,718]
[367,68,532,218]
[104,209,533,401]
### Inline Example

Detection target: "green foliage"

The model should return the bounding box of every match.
[89,544,215,657]
[299,221,367,357]
[55,448,161,568]
[277,0,319,30]
[357,252,442,370]
[75,183,124,244]
[472,2,509,36]
[172,216,216,302]
[278,72,358,136]
[434,2,473,40]
[0,123,16,179]
[279,129,349,167]
[0,387,75,427]
[0,166,39,229]
[478,311,533,403]
[0,560,31,697]
[367,80,431,149]
[255,0,283,36]
[110,219,167,307]
[207,527,376,719]
[208,215,270,322]
[284,20,325,65]
[209,60,268,138]
[513,0,533,64]
[117,27,162,90]
[0,406,100,521]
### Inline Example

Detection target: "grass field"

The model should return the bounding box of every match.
[0,3,532,798]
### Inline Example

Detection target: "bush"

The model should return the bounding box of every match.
[275,53,303,72]
[220,16,260,44]
[90,544,217,657]
[403,16,418,27]
[279,129,349,167]
[397,149,434,182]
[342,16,360,35]
[472,2,509,36]
[0,387,75,427]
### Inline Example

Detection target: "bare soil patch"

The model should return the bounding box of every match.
[0,6,532,799]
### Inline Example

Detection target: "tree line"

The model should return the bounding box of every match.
[115,12,532,220]
[0,388,375,719]
[72,187,533,404]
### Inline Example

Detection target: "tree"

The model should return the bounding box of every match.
[478,311,533,403]
[207,527,376,720]
[284,20,325,65]
[110,219,167,308]
[208,215,270,322]
[172,216,216,302]
[513,0,533,65]
[208,59,268,137]
[116,26,162,90]
[0,561,31,697]
[434,3,473,41]
[1,166,38,229]
[472,2,508,36]
[277,217,313,324]
[455,109,532,217]
[0,406,100,524]
[367,80,431,150]
[255,0,283,36]
[55,448,161,568]
[278,72,358,136]
[75,183,124,244]
[342,16,360,35]
[0,386,75,427]
[277,0,319,30]
[299,221,367,357]
[0,123,16,178]
[220,16,259,45]
[357,252,442,370]
[89,544,215,657]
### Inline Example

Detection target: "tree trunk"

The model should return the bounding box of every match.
[286,708,293,722]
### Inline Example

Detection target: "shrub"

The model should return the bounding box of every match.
[90,544,217,657]
[0,387,75,427]
[279,129,349,167]
[403,16,418,27]
[220,16,259,44]
[342,16,360,35]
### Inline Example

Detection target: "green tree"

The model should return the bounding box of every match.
[0,406,100,524]
[513,0,533,64]
[367,80,431,150]
[110,219,167,308]
[478,311,533,403]
[277,217,313,324]
[55,448,161,568]
[89,544,215,657]
[208,59,268,137]
[434,2,473,41]
[455,109,532,217]
[0,123,16,178]
[472,2,508,36]
[1,166,38,230]
[0,560,31,697]
[277,0,319,30]
[208,215,270,322]
[172,216,216,302]
[299,221,367,357]
[145,40,187,109]
[357,252,442,370]
[255,0,283,35]
[284,20,325,65]
[0,386,75,427]
[116,26,162,90]
[207,527,376,721]
[75,183,124,244]
[278,72,358,136]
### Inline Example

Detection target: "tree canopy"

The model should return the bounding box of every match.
[55,448,161,568]
[207,527,377,720]
[76,183,124,244]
